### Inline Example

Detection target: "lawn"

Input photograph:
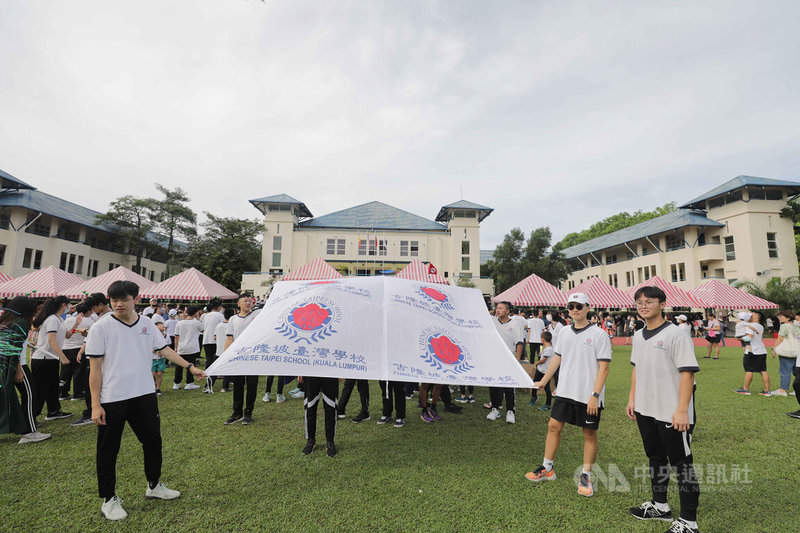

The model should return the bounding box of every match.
[1,345,797,532]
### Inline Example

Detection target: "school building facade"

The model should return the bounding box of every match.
[560,175,800,292]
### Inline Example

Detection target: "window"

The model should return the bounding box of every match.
[626,271,632,287]
[0,244,5,265]
[273,236,282,250]
[141,267,147,278]
[728,278,737,285]
[337,239,345,255]
[410,241,419,257]
[160,272,168,281]
[462,241,470,255]
[665,234,684,251]
[358,239,367,256]
[378,240,387,256]
[272,253,281,267]
[724,236,735,261]
[326,238,336,255]
[67,254,76,273]
[453,209,476,218]
[0,214,9,230]
[356,269,370,276]
[606,254,617,265]
[461,257,470,270]
[651,265,656,277]
[88,259,99,277]
[22,248,33,268]
[268,204,291,212]
[76,256,84,275]
[767,233,778,258]
[58,223,80,242]
[765,189,783,200]
[150,271,155,281]
[400,241,408,256]
[626,251,635,260]
[60,252,68,270]
[108,263,116,272]
[368,239,376,256]
[697,232,706,246]
[26,220,51,237]
[33,250,42,270]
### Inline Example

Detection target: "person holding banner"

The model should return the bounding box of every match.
[526,292,611,498]
[224,295,260,425]
[487,301,524,424]
[301,375,339,457]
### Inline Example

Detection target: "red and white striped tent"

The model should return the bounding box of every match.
[492,273,567,306]
[627,276,706,308]
[0,265,83,298]
[567,277,634,308]
[139,268,237,300]
[395,260,449,285]
[283,258,343,281]
[688,279,778,310]
[0,272,12,283]
[62,266,155,299]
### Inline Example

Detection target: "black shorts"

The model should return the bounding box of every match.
[705,335,720,344]
[635,411,694,465]
[743,353,767,373]
[551,397,602,429]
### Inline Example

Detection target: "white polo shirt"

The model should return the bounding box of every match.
[747,322,767,355]
[85,314,169,403]
[553,323,612,406]
[537,345,554,373]
[548,322,564,345]
[527,317,545,343]
[631,321,699,424]
[31,314,66,360]
[201,310,225,345]
[215,321,228,355]
[677,322,692,337]
[227,310,260,340]
[493,316,526,356]
[62,315,95,350]
[174,318,203,355]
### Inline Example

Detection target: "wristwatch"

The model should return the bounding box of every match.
[187,363,194,370]
[592,391,600,399]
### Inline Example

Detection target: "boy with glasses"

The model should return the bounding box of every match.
[526,293,611,498]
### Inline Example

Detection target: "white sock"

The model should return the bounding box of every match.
[680,518,698,529]
[581,469,591,477]
[543,458,554,471]
[654,501,670,512]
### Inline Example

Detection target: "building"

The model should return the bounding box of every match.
[561,175,800,292]
[240,195,495,296]
[0,168,173,282]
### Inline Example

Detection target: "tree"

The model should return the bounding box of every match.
[96,195,156,274]
[483,227,568,294]
[184,214,262,291]
[735,277,800,311]
[152,184,197,276]
[555,202,677,250]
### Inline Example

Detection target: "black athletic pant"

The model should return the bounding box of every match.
[73,352,90,399]
[529,342,541,359]
[59,348,81,397]
[459,385,474,396]
[439,384,454,406]
[203,343,217,369]
[532,370,553,405]
[337,379,369,416]
[232,375,259,417]
[30,359,61,417]
[265,376,285,395]
[14,364,37,433]
[174,353,199,385]
[793,367,800,407]
[96,393,162,499]
[304,377,338,442]
[489,386,515,412]
[635,411,699,522]
[379,381,405,419]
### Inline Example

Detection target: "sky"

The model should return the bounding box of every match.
[2,1,799,250]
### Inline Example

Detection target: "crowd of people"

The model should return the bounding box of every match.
[2,283,799,533]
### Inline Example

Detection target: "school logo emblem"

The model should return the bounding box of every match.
[585,338,593,345]
[276,297,341,344]
[140,327,149,335]
[418,328,474,374]
[418,286,455,310]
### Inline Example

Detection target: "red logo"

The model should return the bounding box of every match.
[421,287,447,302]
[290,303,331,331]
[309,281,337,285]
[429,335,463,365]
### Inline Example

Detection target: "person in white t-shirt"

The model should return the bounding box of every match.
[200,300,225,375]
[142,299,158,318]
[151,320,168,395]
[164,310,179,349]
[172,307,203,391]
[224,295,260,425]
[676,315,692,338]
[527,310,546,362]
[486,301,525,424]
[30,296,72,421]
[626,285,700,533]
[530,330,555,409]
[86,280,206,521]
[208,308,235,393]
[526,293,611,499]
[733,311,772,396]
[59,303,94,400]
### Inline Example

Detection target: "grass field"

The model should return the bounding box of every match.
[2,345,798,532]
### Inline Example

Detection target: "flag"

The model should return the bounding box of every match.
[427,263,438,275]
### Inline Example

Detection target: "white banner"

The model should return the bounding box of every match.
[206,277,533,388]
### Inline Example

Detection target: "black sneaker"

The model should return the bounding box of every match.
[69,416,94,427]
[629,501,673,522]
[302,439,316,455]
[224,415,244,425]
[70,394,84,400]
[155,389,162,397]
[58,395,71,401]
[393,418,406,428]
[377,415,392,425]
[44,411,72,421]
[326,441,338,458]
[336,412,346,420]
[444,404,463,414]
[241,416,253,425]
[665,519,699,533]
[787,410,800,419]
[351,412,370,423]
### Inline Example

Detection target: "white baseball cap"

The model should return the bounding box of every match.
[168,309,178,316]
[677,314,687,322]
[737,311,751,321]
[567,292,590,306]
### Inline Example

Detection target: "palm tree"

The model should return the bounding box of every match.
[735,276,800,310]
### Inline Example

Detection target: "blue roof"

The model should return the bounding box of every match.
[681,175,800,208]
[249,193,312,218]
[0,168,36,191]
[435,199,493,222]
[0,189,179,249]
[560,209,724,259]
[298,201,447,232]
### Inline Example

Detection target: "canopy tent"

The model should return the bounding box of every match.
[62,266,155,299]
[492,273,567,306]
[283,258,343,281]
[688,279,778,310]
[139,268,237,300]
[0,265,82,298]
[395,260,449,285]
[566,277,634,308]
[627,276,706,308]
[0,272,12,283]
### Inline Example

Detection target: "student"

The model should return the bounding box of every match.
[30,296,72,421]
[527,309,546,362]
[530,331,554,410]
[142,299,158,318]
[86,281,206,521]
[527,293,611,498]
[419,382,442,423]
[172,306,203,391]
[59,303,94,400]
[487,301,525,424]
[733,311,772,396]
[771,310,799,396]
[301,375,339,457]
[336,379,370,422]
[152,320,168,395]
[208,308,235,393]
[703,313,721,359]
[626,286,700,533]
[70,294,113,428]
[378,380,406,427]
[164,310,179,349]
[224,295,260,425]
[200,300,225,374]
[676,315,692,337]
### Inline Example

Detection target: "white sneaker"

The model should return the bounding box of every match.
[18,431,51,444]
[276,394,286,403]
[172,383,181,390]
[145,481,181,500]
[184,383,201,390]
[506,410,516,424]
[291,391,305,399]
[486,408,501,421]
[100,495,128,521]
[262,392,271,402]
[771,389,788,397]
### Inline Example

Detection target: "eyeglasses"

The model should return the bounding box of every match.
[635,299,660,307]
[567,303,584,311]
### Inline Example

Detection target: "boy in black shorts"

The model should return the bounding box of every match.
[733,311,772,396]
[526,293,611,498]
